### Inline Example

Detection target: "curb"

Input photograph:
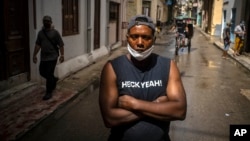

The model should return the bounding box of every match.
[197,26,250,72]
[0,47,128,141]
[213,39,250,72]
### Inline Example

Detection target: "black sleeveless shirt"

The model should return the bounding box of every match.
[109,53,171,141]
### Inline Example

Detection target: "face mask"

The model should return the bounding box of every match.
[43,21,51,28]
[127,44,154,61]
[240,21,245,27]
[44,23,51,28]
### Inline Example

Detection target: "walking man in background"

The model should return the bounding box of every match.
[222,22,231,59]
[99,15,187,141]
[33,15,64,100]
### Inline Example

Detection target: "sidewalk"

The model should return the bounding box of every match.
[0,47,128,141]
[197,26,250,71]
[1,26,250,141]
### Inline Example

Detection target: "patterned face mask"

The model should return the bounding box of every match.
[127,44,154,61]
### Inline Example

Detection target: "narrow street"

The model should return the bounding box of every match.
[18,27,250,141]
[163,28,250,141]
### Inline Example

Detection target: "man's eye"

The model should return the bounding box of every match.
[141,35,152,40]
[129,35,152,40]
[130,35,139,39]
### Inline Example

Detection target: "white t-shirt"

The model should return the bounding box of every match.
[234,25,245,39]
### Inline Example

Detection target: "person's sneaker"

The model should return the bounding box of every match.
[55,77,59,82]
[43,93,52,100]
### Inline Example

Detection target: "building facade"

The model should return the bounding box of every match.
[0,0,126,92]
[0,0,170,92]
[126,0,169,24]
[222,0,250,52]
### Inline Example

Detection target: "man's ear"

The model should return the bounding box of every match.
[126,34,130,40]
[153,36,156,42]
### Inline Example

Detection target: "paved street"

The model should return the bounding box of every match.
[1,1,250,141]
[0,45,127,141]
[18,80,110,141]
[166,28,250,141]
[15,27,250,141]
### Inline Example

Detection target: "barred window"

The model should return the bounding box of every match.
[109,2,119,21]
[62,0,79,36]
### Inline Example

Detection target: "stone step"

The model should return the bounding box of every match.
[0,82,38,108]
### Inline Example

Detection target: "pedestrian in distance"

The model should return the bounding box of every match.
[99,15,187,141]
[33,15,64,100]
[181,23,189,47]
[155,20,162,39]
[222,22,231,59]
[233,20,246,56]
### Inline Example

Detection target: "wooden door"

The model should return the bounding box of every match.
[0,0,30,80]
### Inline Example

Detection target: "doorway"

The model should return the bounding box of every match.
[0,0,30,91]
[94,0,101,50]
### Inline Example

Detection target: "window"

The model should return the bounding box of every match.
[142,1,151,16]
[109,2,119,21]
[62,0,79,36]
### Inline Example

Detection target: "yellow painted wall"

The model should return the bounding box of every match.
[211,0,223,35]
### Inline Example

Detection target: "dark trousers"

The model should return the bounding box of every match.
[39,60,57,93]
